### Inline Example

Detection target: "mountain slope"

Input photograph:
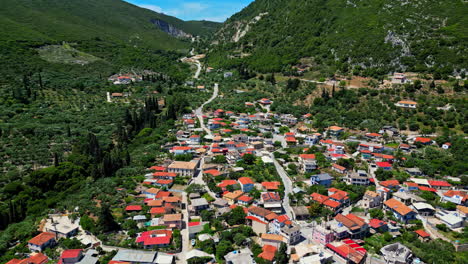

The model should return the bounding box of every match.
[0,0,219,51]
[209,0,468,76]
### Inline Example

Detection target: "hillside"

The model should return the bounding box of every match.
[0,0,220,51]
[208,0,468,77]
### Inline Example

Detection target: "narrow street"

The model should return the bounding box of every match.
[271,155,294,219]
[177,192,190,264]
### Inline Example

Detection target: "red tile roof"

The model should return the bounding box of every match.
[238,177,254,185]
[376,162,392,168]
[125,205,142,211]
[323,199,341,208]
[246,215,268,225]
[414,229,430,238]
[299,154,316,160]
[261,181,281,190]
[368,219,387,229]
[415,137,432,143]
[380,180,400,188]
[384,198,414,216]
[149,166,166,171]
[150,207,166,215]
[428,180,451,187]
[419,186,437,192]
[332,163,347,171]
[218,180,238,188]
[28,232,55,246]
[258,245,277,261]
[60,249,82,259]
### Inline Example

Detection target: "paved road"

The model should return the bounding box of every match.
[271,155,294,219]
[193,60,202,79]
[195,83,219,138]
[177,192,190,264]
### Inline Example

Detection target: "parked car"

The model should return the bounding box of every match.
[191,239,196,246]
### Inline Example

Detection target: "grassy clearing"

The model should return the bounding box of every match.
[38,44,101,65]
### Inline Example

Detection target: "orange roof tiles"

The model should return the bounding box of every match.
[28,232,55,246]
[384,198,414,216]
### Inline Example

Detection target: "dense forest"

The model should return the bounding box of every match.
[208,0,468,77]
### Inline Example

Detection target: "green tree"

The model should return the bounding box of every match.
[274,243,289,264]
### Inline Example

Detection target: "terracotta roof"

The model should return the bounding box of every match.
[332,163,346,171]
[238,177,254,185]
[334,214,365,230]
[28,232,56,246]
[262,192,281,202]
[248,206,274,218]
[125,205,142,211]
[398,100,417,105]
[262,181,281,190]
[223,190,244,200]
[376,162,392,168]
[163,196,181,203]
[246,215,267,225]
[149,166,166,171]
[258,245,277,261]
[153,172,177,178]
[365,190,379,198]
[163,214,182,222]
[9,253,49,264]
[299,154,316,160]
[366,133,382,137]
[329,126,344,131]
[415,137,431,143]
[414,229,430,238]
[380,180,400,188]
[168,161,197,170]
[218,180,238,188]
[323,199,341,208]
[329,191,349,201]
[368,219,387,229]
[150,207,166,215]
[457,205,468,214]
[428,180,451,187]
[384,198,414,216]
[419,186,437,192]
[311,193,329,204]
[261,233,286,242]
[60,249,82,259]
[237,195,253,203]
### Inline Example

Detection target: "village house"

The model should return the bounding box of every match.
[414,137,432,145]
[261,233,287,248]
[328,126,344,137]
[345,170,369,186]
[456,205,468,220]
[6,253,49,264]
[442,190,468,205]
[391,73,407,84]
[368,219,388,234]
[328,188,350,207]
[161,214,183,229]
[167,161,198,177]
[299,154,317,173]
[312,224,335,244]
[395,100,417,109]
[362,190,382,209]
[238,177,255,192]
[435,210,464,230]
[281,224,302,245]
[384,198,417,223]
[247,206,278,223]
[411,202,435,217]
[28,232,56,252]
[223,190,244,205]
[334,214,368,239]
[310,173,333,187]
[136,230,172,249]
[261,192,282,212]
[44,215,79,239]
[246,215,269,235]
[332,163,347,174]
[414,229,431,242]
[237,195,254,206]
[261,181,281,191]
[190,198,209,215]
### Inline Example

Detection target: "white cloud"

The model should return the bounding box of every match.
[139,4,163,13]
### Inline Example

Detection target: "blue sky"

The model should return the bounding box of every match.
[125,0,254,22]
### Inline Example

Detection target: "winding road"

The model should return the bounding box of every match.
[195,83,219,138]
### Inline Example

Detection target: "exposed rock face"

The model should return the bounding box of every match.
[150,19,192,38]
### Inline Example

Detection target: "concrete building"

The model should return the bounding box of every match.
[380,243,413,264]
